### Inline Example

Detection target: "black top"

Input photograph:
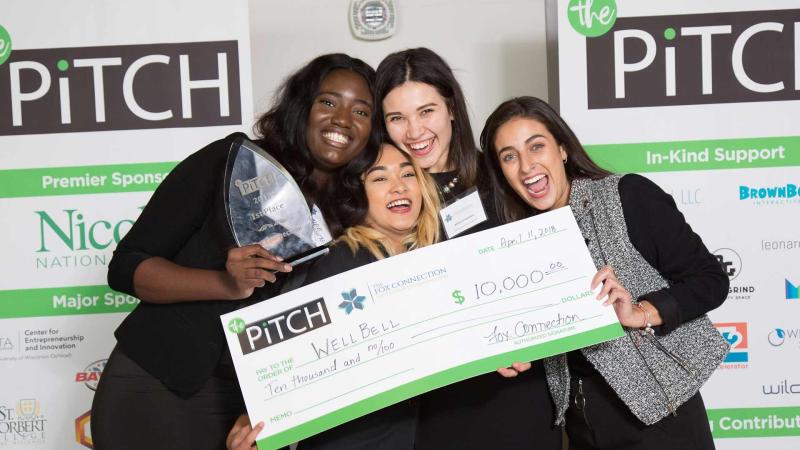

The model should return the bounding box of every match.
[415,164,562,449]
[297,242,418,450]
[109,133,284,396]
[568,174,729,376]
[430,165,500,236]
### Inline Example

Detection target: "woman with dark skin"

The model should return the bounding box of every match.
[483,97,727,450]
[91,53,379,450]
[375,48,561,450]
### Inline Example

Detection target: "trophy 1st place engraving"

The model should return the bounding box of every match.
[224,138,331,265]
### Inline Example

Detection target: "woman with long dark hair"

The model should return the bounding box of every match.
[92,53,379,450]
[375,48,489,207]
[374,48,561,450]
[482,96,729,450]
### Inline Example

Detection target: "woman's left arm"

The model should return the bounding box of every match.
[619,174,729,334]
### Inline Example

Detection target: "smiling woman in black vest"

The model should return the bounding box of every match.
[482,96,729,450]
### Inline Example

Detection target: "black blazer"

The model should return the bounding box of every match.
[109,132,281,396]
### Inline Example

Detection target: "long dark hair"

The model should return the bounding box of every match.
[375,47,479,188]
[480,96,611,223]
[254,53,378,236]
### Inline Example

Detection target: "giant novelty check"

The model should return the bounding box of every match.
[221,207,624,449]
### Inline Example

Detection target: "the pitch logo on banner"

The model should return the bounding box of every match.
[576,8,800,108]
[567,0,617,37]
[0,39,242,135]
[0,24,11,66]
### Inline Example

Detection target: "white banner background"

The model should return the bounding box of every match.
[0,1,252,448]
[551,0,799,448]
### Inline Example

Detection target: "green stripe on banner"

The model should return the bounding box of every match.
[257,323,624,450]
[585,135,800,173]
[707,406,800,438]
[0,162,178,198]
[0,285,139,318]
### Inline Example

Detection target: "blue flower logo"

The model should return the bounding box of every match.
[339,288,366,314]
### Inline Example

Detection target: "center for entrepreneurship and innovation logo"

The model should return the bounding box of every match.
[714,322,748,367]
[0,335,13,351]
[787,278,799,300]
[339,288,366,314]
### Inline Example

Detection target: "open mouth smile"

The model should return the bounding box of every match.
[386,198,412,213]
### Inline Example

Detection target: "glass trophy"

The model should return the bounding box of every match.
[224,137,332,265]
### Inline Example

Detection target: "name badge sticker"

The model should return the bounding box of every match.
[439,188,487,238]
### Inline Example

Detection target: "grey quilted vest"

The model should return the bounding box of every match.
[543,175,729,426]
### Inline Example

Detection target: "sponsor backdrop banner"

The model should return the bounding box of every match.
[551,0,799,448]
[0,1,252,448]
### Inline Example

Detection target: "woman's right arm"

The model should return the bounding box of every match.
[108,139,290,304]
[130,245,289,303]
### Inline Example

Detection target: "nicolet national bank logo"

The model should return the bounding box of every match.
[581,9,800,108]
[0,37,241,135]
[33,206,142,271]
[230,299,331,356]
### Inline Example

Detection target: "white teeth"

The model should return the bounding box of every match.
[524,174,546,185]
[322,131,349,144]
[386,199,411,209]
[408,140,431,150]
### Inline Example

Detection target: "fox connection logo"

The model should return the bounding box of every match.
[0,37,242,135]
[583,9,800,108]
